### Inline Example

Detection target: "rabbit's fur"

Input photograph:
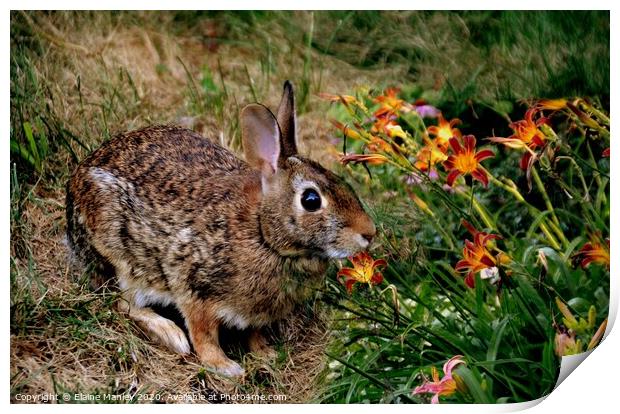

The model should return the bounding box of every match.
[66,81,376,377]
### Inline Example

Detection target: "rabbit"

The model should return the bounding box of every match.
[65,81,376,377]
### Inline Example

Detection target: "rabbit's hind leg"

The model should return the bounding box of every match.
[248,329,277,360]
[117,278,190,355]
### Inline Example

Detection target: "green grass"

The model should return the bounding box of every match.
[10,10,609,403]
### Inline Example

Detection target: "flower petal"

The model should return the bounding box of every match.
[443,355,465,377]
[487,136,528,149]
[480,255,496,268]
[475,149,495,162]
[337,268,359,279]
[448,137,462,154]
[461,220,478,237]
[446,169,461,187]
[455,259,471,271]
[442,156,455,170]
[463,135,476,153]
[464,272,475,288]
[519,152,533,171]
[524,108,537,122]
[531,134,545,147]
[344,278,357,294]
[471,167,489,187]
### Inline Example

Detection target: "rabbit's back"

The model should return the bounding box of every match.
[66,126,255,293]
[82,125,247,188]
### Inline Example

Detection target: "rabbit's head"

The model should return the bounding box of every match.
[241,81,376,260]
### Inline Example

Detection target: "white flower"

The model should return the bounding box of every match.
[479,266,500,284]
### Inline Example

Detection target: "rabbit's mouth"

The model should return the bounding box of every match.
[324,247,359,260]
[322,230,373,260]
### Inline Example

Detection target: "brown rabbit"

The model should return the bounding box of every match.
[66,81,376,377]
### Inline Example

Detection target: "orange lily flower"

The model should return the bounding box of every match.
[455,220,503,288]
[371,114,399,135]
[414,139,448,172]
[413,355,466,404]
[442,135,494,187]
[373,87,409,118]
[427,114,462,151]
[488,108,548,170]
[330,120,362,140]
[337,251,387,293]
[339,153,388,166]
[574,236,610,269]
[367,136,392,153]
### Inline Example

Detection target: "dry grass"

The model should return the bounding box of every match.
[10,11,407,403]
[10,184,331,403]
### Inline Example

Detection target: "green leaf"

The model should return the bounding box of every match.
[22,121,40,170]
[455,366,492,403]
[35,117,48,158]
[487,317,510,363]
[10,139,36,168]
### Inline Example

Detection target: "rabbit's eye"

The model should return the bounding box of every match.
[301,189,322,212]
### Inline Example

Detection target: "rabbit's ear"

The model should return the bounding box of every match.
[276,80,298,158]
[241,103,281,177]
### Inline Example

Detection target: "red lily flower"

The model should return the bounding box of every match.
[337,251,387,293]
[574,236,610,269]
[442,135,494,187]
[488,108,548,170]
[455,220,505,288]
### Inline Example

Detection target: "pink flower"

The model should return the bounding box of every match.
[415,104,441,118]
[413,355,466,404]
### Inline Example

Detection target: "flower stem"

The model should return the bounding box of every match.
[487,174,562,251]
[470,194,496,231]
[585,141,603,189]
[530,167,569,249]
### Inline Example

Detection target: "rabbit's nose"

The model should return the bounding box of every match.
[361,222,377,245]
[362,232,375,243]
[351,216,376,247]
